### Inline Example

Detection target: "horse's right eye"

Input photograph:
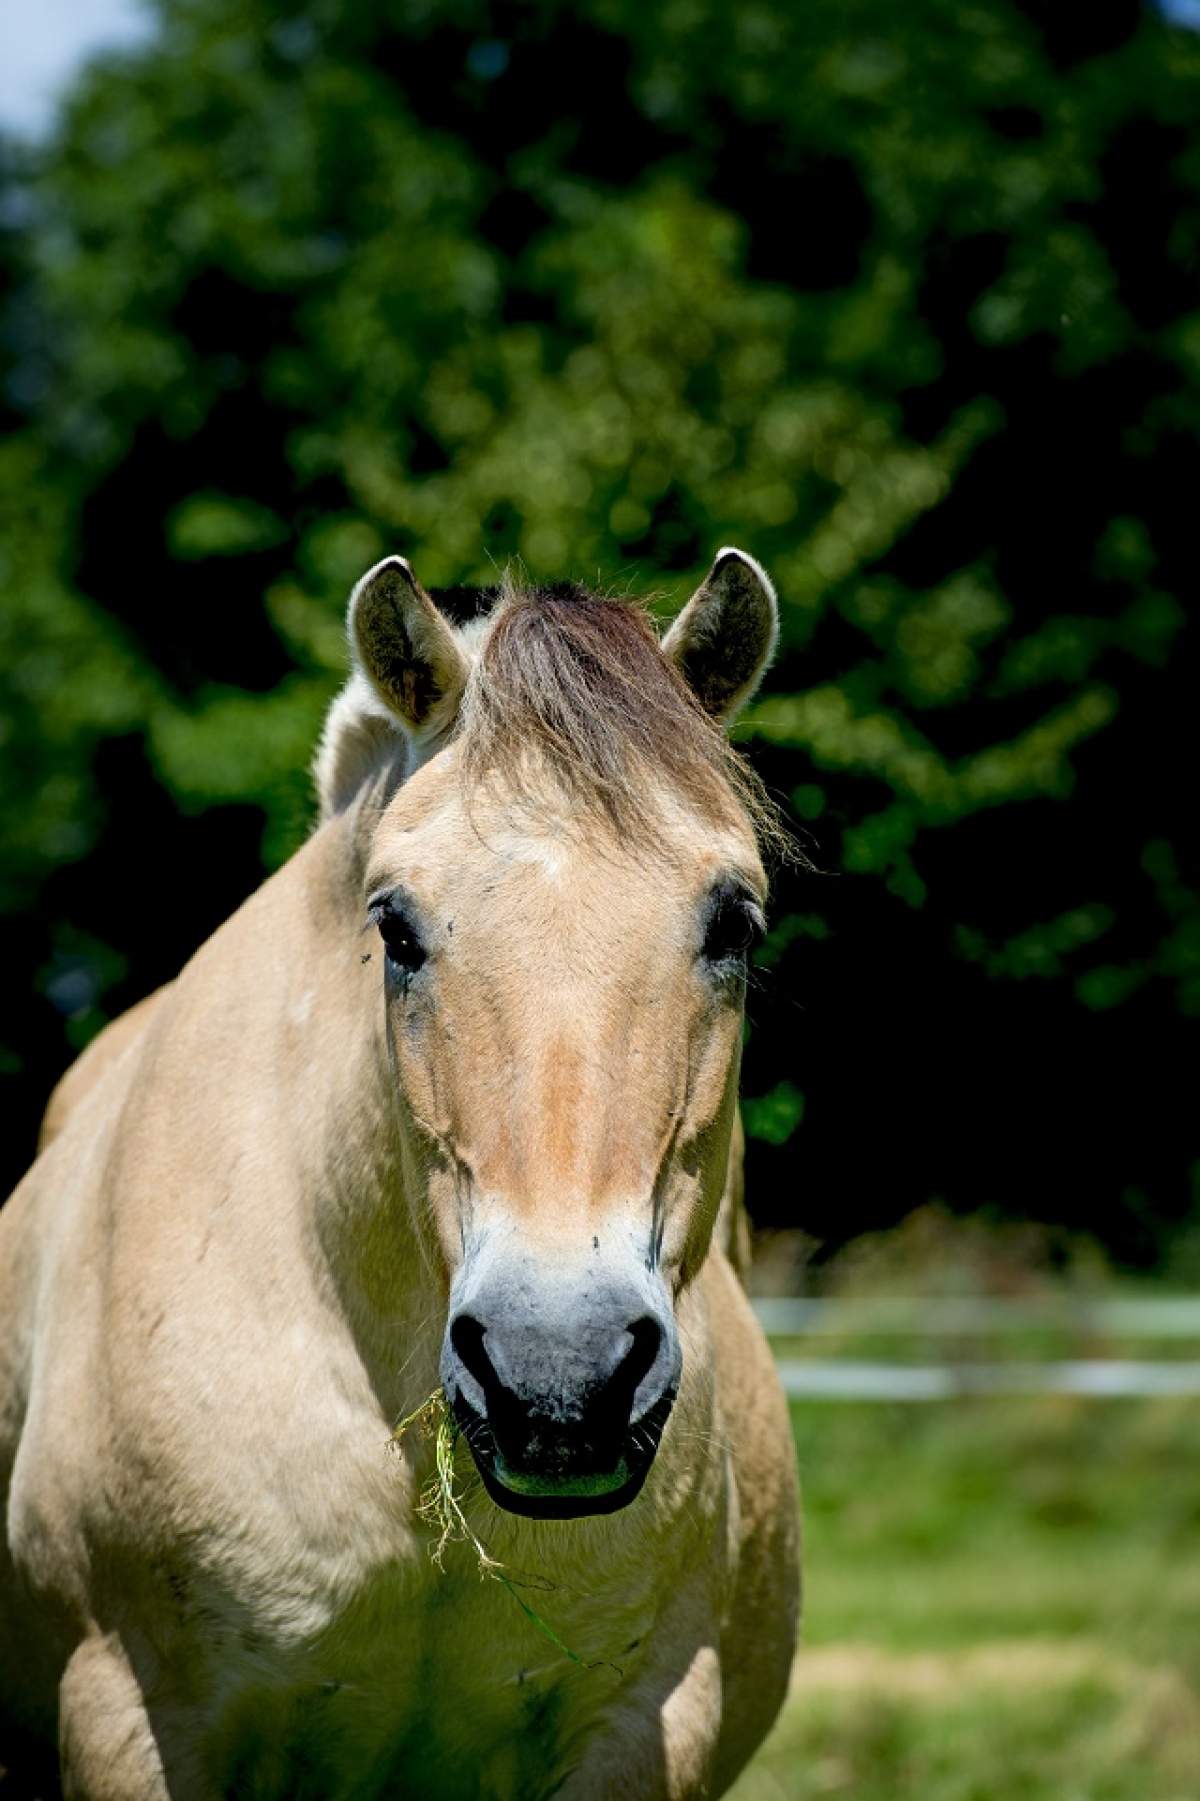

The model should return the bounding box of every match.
[373,897,428,977]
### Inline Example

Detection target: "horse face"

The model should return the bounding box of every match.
[342,549,778,1517]
[368,772,764,1515]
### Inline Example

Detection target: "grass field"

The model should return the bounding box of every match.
[730,1394,1200,1801]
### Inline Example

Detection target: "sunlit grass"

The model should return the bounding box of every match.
[731,1395,1200,1801]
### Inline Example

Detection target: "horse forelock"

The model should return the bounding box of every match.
[456,578,783,853]
[321,575,786,857]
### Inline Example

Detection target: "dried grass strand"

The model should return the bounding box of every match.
[390,1388,619,1674]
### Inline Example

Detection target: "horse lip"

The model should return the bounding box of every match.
[477,1457,653,1520]
[490,1456,633,1499]
[444,1388,676,1521]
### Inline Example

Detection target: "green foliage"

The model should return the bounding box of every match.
[0,0,1197,1251]
[742,1081,806,1147]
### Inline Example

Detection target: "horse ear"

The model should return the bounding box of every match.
[663,547,779,724]
[349,555,470,740]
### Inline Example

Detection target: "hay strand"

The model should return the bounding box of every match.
[390,1389,619,1675]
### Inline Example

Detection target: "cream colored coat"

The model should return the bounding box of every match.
[0,552,799,1800]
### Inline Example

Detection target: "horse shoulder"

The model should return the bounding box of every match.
[6,953,419,1671]
[0,1076,145,1752]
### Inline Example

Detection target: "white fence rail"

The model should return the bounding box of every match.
[752,1296,1200,1400]
[752,1296,1200,1337]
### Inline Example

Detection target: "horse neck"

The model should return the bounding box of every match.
[235,803,441,1409]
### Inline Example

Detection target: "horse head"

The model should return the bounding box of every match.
[321,550,779,1518]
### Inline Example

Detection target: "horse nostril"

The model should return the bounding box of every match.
[616,1317,663,1400]
[582,1316,666,1452]
[449,1314,495,1396]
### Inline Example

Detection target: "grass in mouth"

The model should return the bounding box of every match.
[390,1388,619,1675]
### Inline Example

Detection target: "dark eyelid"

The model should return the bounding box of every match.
[721,869,765,905]
[738,898,768,942]
[365,885,421,925]
[709,873,766,920]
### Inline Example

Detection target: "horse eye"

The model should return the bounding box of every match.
[374,898,428,976]
[701,888,764,966]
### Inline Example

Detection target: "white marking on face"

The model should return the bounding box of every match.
[488,830,568,880]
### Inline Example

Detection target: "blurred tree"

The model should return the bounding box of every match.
[1,0,1197,1261]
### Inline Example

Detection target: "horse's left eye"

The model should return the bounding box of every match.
[701,888,765,967]
[374,899,428,976]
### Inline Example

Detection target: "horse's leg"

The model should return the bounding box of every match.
[551,1623,723,1801]
[58,1635,171,1801]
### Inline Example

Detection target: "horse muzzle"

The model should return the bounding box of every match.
[439,1263,681,1520]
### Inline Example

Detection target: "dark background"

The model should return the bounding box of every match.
[1,0,1197,1266]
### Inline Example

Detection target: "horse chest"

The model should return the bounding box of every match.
[203,1548,647,1801]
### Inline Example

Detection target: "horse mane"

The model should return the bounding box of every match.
[320,577,786,856]
[457,579,784,854]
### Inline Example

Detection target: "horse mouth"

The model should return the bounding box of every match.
[447,1391,674,1521]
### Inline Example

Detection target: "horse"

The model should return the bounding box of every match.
[0,548,800,1799]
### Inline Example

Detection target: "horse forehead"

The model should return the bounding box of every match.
[487,827,582,879]
[451,837,688,946]
[375,793,748,902]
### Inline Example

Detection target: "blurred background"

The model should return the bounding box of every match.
[1,2,1198,1796]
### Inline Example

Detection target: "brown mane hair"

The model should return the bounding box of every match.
[457,580,787,857]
